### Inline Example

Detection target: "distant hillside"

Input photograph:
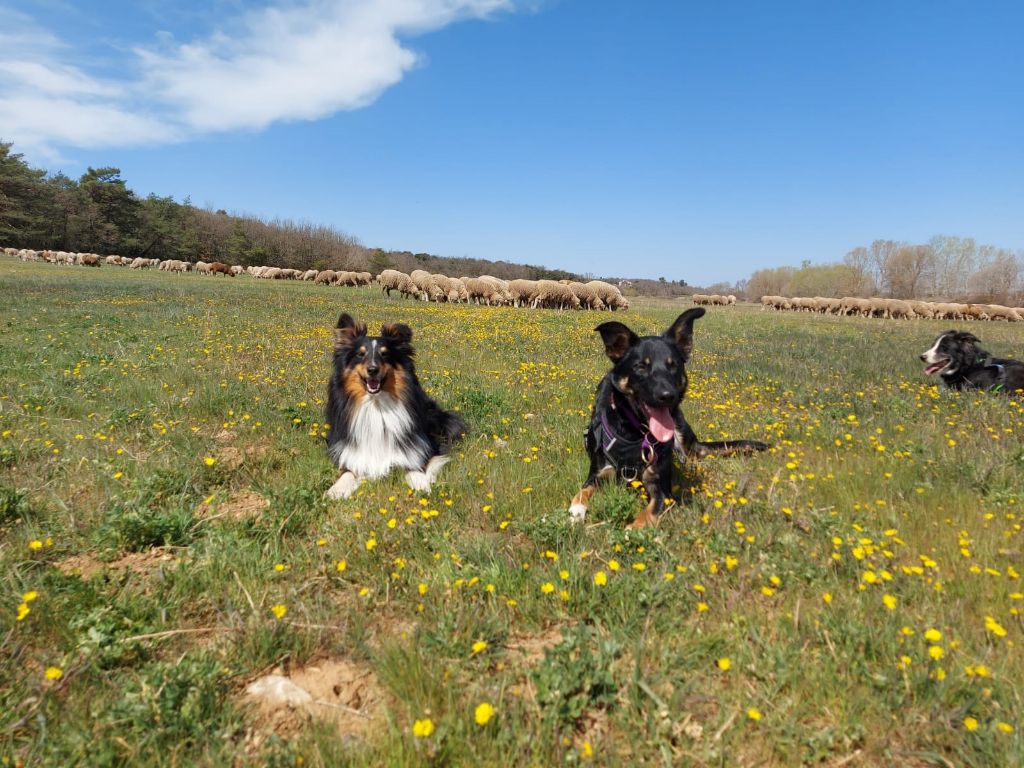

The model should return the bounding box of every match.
[2,141,720,290]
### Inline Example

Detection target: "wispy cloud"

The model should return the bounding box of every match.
[0,0,514,158]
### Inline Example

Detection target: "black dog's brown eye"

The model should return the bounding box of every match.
[666,359,676,369]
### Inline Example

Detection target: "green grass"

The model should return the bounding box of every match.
[1,258,1022,766]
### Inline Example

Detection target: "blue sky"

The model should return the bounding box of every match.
[2,1,1021,284]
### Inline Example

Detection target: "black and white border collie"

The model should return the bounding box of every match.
[570,308,768,528]
[324,313,466,499]
[920,330,1024,393]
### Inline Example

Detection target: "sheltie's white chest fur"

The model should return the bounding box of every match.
[330,392,430,478]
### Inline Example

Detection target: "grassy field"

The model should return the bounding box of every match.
[1,259,1022,767]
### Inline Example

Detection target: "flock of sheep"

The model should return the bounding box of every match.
[376,269,629,310]
[3,248,629,311]
[691,293,738,306]
[761,295,1024,321]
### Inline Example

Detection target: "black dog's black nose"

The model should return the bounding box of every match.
[654,389,675,406]
[919,354,926,361]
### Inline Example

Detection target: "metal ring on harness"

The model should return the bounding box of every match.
[640,438,656,466]
[619,465,639,483]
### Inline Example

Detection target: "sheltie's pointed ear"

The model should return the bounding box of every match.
[596,321,638,363]
[380,323,411,348]
[333,313,366,349]
[664,307,705,361]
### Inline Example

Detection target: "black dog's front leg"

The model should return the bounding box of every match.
[627,458,674,529]
[569,449,616,523]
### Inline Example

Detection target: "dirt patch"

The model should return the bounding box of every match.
[196,490,268,522]
[109,548,178,574]
[506,625,568,665]
[243,658,386,747]
[56,547,177,579]
[210,431,271,470]
[214,445,245,470]
[55,554,104,579]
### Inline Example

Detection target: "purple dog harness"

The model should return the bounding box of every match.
[590,392,672,481]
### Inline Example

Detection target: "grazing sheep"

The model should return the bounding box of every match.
[586,280,627,311]
[533,279,581,310]
[908,300,935,319]
[983,304,1022,322]
[409,270,436,301]
[461,276,493,305]
[195,261,212,275]
[315,269,337,284]
[376,269,418,298]
[839,297,871,317]
[507,279,540,308]
[430,274,453,302]
[230,265,244,276]
[880,299,914,319]
[761,295,789,311]
[159,259,190,272]
[568,281,605,310]
[209,261,233,276]
[478,276,512,306]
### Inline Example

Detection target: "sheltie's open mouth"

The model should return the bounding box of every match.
[364,376,382,394]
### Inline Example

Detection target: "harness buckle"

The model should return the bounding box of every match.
[620,465,639,483]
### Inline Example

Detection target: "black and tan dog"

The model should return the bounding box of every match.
[569,308,768,528]
[324,313,466,499]
[921,330,1024,393]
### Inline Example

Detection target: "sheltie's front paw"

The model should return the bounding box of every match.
[325,472,360,500]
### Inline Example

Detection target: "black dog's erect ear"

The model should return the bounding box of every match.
[333,313,367,348]
[381,322,414,353]
[664,307,706,361]
[596,321,639,363]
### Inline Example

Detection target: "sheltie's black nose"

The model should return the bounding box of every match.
[366,364,380,376]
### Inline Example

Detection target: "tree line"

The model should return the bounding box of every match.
[0,142,576,280]
[745,237,1024,305]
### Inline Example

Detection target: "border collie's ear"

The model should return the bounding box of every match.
[664,307,706,361]
[381,322,414,353]
[333,313,367,349]
[953,331,980,346]
[596,321,639,362]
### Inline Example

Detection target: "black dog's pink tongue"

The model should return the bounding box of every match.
[924,363,943,375]
[643,405,676,443]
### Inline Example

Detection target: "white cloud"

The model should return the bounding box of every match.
[0,0,514,156]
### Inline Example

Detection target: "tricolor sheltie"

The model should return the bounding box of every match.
[324,313,466,499]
